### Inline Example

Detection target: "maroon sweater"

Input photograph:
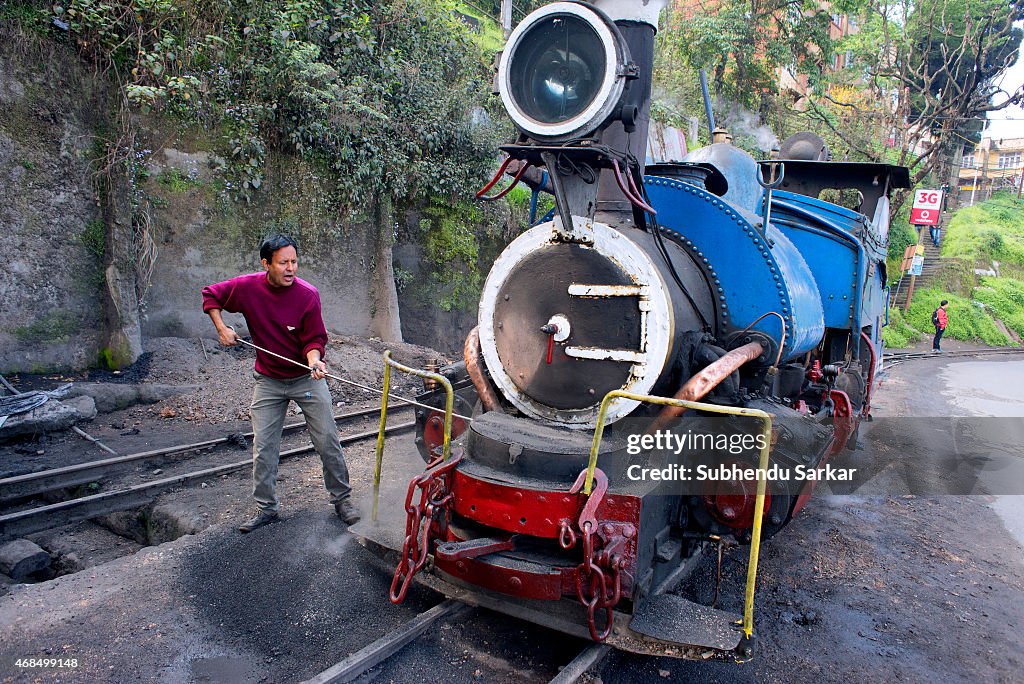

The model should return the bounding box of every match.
[202,273,328,379]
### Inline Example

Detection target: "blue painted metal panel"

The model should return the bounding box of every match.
[766,190,865,239]
[645,175,824,362]
[770,193,858,329]
[769,191,890,359]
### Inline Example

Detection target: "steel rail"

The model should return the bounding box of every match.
[548,643,612,683]
[0,405,410,504]
[301,599,472,684]
[302,597,608,684]
[0,422,415,539]
[882,347,1024,367]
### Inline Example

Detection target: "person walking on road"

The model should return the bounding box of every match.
[932,300,949,353]
[202,233,361,533]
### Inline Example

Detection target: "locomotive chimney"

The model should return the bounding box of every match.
[593,0,670,225]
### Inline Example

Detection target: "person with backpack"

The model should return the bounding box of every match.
[932,300,948,352]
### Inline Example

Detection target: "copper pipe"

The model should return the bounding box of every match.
[734,312,787,368]
[422,360,440,391]
[464,326,499,413]
[648,341,764,433]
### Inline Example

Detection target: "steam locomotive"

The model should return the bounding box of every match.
[359,0,909,659]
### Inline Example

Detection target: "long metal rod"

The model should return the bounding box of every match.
[548,643,611,684]
[373,350,455,522]
[699,68,715,136]
[234,338,471,421]
[71,426,118,456]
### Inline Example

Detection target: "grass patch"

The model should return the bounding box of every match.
[881,307,922,348]
[943,192,1024,268]
[453,2,506,53]
[973,277,1024,338]
[80,218,105,260]
[155,168,203,193]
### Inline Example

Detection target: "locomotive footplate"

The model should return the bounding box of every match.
[401,560,746,660]
[628,594,742,652]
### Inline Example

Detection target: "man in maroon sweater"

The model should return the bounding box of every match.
[202,234,360,532]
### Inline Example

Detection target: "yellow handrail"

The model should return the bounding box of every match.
[586,389,773,640]
[373,350,455,521]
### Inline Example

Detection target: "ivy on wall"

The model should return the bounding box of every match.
[36,0,506,208]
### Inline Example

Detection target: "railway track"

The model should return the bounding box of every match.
[883,347,1024,367]
[302,599,608,684]
[0,405,415,538]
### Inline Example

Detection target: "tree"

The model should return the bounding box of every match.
[802,0,1024,190]
[657,0,837,141]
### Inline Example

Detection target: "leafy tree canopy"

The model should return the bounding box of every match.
[33,0,507,207]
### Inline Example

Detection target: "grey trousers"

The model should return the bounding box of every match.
[250,371,352,512]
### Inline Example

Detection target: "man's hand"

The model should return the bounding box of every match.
[208,309,238,347]
[218,326,239,347]
[309,358,327,380]
[306,350,327,380]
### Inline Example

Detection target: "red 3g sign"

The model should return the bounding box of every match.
[910,189,943,225]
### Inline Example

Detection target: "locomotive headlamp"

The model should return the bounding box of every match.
[498,2,632,141]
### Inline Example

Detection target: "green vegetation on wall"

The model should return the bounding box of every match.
[420,199,484,311]
[155,168,203,193]
[31,0,507,211]
[11,310,82,345]
[880,306,922,349]
[890,288,1011,348]
[974,277,1024,338]
[943,193,1024,270]
[884,193,1024,348]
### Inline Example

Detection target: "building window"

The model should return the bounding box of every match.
[997,152,1022,169]
[962,153,976,168]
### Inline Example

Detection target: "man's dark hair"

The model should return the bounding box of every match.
[260,233,299,263]
[940,300,949,306]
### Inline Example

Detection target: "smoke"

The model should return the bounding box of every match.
[650,85,703,140]
[717,101,779,153]
[287,522,355,566]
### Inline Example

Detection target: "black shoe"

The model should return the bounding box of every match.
[238,510,279,533]
[334,498,361,525]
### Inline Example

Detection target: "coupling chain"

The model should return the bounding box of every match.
[567,467,624,641]
[389,454,462,603]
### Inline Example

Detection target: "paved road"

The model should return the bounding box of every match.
[941,359,1024,551]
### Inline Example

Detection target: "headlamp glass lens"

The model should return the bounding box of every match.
[509,15,606,126]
